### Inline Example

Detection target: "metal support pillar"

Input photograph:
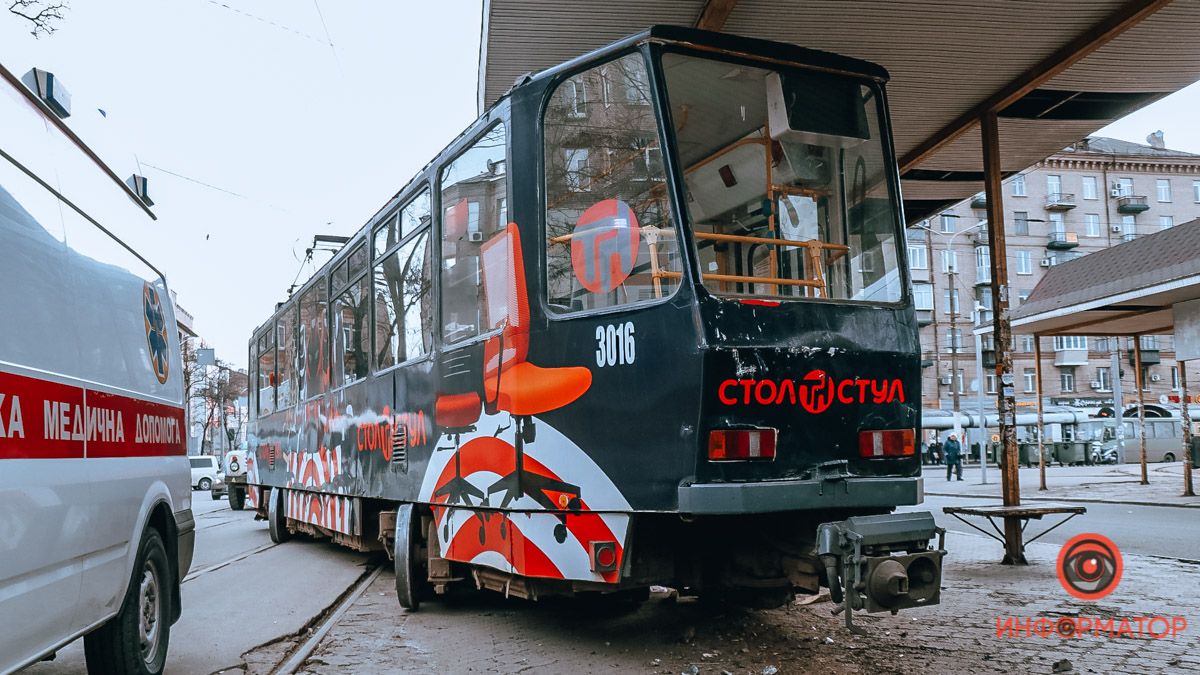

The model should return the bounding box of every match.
[980,110,1025,564]
[1180,360,1195,497]
[1134,337,1149,485]
[1035,336,1047,491]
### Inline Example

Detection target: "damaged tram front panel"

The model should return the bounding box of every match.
[245,25,943,620]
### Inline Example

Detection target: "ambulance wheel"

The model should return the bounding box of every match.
[268,488,291,544]
[83,528,171,675]
[394,503,424,611]
[229,487,245,511]
[210,491,220,501]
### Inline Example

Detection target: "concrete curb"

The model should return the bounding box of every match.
[926,491,1200,509]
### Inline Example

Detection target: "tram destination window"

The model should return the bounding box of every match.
[661,53,903,303]
[440,124,508,343]
[374,227,433,368]
[544,53,682,313]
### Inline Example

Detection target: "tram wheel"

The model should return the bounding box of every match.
[268,488,291,544]
[394,503,424,611]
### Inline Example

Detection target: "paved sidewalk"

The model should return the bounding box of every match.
[295,530,1198,674]
[923,462,1200,507]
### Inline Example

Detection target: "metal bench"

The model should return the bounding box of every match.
[942,502,1087,564]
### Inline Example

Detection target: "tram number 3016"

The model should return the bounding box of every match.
[595,322,636,368]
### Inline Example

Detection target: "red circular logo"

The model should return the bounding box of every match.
[570,199,641,294]
[1057,533,1122,600]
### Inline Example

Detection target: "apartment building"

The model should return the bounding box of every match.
[911,133,1200,410]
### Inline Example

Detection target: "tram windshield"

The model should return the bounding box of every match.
[661,52,903,303]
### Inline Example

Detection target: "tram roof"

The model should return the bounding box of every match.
[476,1,1200,224]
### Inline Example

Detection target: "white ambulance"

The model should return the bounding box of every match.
[0,63,193,674]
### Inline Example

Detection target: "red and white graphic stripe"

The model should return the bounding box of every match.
[285,489,355,535]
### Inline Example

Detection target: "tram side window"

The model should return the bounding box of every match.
[544,53,681,314]
[440,124,508,343]
[374,227,434,368]
[256,329,275,415]
[298,279,329,400]
[333,273,370,385]
[374,188,432,258]
[276,305,297,410]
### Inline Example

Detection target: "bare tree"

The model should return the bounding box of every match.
[8,0,68,37]
[196,361,249,455]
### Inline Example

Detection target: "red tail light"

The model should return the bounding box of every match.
[859,429,915,458]
[708,428,777,461]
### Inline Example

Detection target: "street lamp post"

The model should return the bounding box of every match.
[974,302,990,485]
[918,217,987,456]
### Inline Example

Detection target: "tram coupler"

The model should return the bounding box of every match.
[817,512,945,634]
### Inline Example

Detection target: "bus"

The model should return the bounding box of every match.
[246,26,942,617]
[0,63,192,674]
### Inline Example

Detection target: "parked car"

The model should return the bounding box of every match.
[190,455,219,491]
[210,472,228,500]
[1097,418,1190,463]
[1,63,192,674]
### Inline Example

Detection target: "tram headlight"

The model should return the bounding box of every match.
[708,428,777,461]
[858,429,915,458]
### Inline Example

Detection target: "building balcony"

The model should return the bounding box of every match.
[916,309,934,326]
[1046,231,1079,249]
[975,266,992,285]
[921,351,935,368]
[970,193,988,209]
[1128,349,1161,366]
[1121,232,1137,242]
[1116,195,1149,213]
[971,228,990,245]
[1054,348,1089,366]
[1045,193,1076,210]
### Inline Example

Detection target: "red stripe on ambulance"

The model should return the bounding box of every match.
[0,370,184,459]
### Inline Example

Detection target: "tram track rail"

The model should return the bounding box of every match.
[183,542,278,583]
[268,563,385,674]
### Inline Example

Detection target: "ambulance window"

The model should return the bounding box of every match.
[299,279,329,400]
[276,305,298,410]
[439,123,508,344]
[256,329,275,415]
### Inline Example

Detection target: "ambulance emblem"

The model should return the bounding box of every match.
[144,283,170,384]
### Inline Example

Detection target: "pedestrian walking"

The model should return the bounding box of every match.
[944,434,963,481]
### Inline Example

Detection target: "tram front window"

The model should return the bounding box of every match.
[661,53,903,303]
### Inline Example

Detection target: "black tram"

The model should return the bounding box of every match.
[247,26,943,615]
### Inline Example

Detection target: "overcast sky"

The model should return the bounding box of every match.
[4,2,1198,369]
